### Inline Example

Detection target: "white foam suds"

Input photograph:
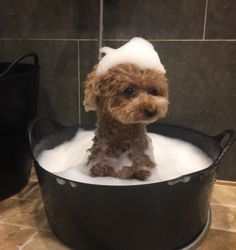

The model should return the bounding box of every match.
[56,178,66,185]
[37,130,213,186]
[96,37,166,76]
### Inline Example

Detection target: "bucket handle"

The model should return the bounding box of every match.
[28,118,66,149]
[212,129,236,166]
[0,53,39,78]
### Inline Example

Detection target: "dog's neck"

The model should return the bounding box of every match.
[96,113,149,152]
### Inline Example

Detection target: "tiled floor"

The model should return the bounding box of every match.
[0,168,69,250]
[0,168,236,250]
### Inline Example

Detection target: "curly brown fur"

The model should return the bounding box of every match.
[84,63,169,180]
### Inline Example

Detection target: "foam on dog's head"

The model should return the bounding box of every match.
[96,37,166,76]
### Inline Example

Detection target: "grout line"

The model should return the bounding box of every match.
[0,38,78,41]
[203,0,209,39]
[35,227,51,233]
[103,38,236,42]
[210,226,236,234]
[0,221,35,230]
[21,184,39,200]
[0,38,98,41]
[211,203,236,209]
[29,178,38,182]
[78,40,81,125]
[98,0,104,61]
[11,197,39,202]
[103,38,203,42]
[0,38,236,42]
[0,220,51,232]
[216,180,236,186]
[38,228,51,233]
[17,231,38,250]
[79,39,98,41]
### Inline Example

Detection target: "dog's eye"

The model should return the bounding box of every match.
[148,88,159,96]
[123,87,134,96]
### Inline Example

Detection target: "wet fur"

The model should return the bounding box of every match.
[84,63,168,180]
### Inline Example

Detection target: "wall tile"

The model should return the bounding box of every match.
[154,41,236,180]
[0,0,208,40]
[206,0,236,39]
[80,40,236,134]
[79,41,98,125]
[0,0,235,184]
[103,0,206,39]
[0,40,79,124]
[0,0,98,39]
[80,40,236,180]
[153,41,236,134]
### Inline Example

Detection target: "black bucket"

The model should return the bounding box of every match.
[0,54,39,200]
[29,119,235,250]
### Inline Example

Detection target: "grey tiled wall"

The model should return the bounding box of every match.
[0,0,235,180]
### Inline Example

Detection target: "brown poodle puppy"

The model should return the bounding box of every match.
[84,63,169,180]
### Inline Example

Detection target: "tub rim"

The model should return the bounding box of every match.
[28,118,236,188]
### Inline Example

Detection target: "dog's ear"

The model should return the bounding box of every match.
[83,65,100,111]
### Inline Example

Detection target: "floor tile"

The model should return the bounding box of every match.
[196,229,236,250]
[0,181,236,248]
[22,231,70,250]
[40,218,51,232]
[216,180,236,187]
[30,166,38,182]
[79,40,98,126]
[0,199,17,215]
[0,223,35,250]
[212,183,236,207]
[211,204,236,232]
[25,185,41,201]
[13,181,38,200]
[0,198,46,229]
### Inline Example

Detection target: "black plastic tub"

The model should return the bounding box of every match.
[0,54,39,200]
[29,119,236,250]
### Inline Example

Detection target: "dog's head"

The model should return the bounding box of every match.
[84,63,169,124]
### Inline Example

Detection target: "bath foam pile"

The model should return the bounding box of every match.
[96,37,166,76]
[37,130,213,186]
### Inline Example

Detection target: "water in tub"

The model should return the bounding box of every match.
[37,129,213,186]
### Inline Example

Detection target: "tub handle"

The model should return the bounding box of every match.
[28,118,66,149]
[213,129,236,166]
[0,53,39,78]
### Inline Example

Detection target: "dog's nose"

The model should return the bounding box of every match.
[144,108,157,117]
